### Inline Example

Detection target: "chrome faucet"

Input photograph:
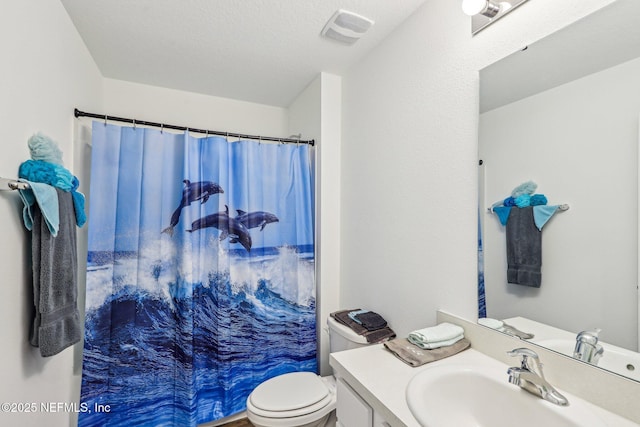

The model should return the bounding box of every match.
[574,329,604,365]
[507,348,569,406]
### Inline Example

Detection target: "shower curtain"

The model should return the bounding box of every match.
[79,122,316,426]
[478,208,486,318]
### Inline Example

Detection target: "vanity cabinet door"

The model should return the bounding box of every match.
[336,377,373,427]
[373,411,391,427]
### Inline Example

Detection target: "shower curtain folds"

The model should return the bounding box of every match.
[79,122,316,426]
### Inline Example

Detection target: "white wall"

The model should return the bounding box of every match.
[288,73,343,376]
[0,2,103,427]
[480,56,640,350]
[340,0,617,338]
[102,78,289,137]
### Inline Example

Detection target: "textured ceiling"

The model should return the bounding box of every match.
[60,0,427,107]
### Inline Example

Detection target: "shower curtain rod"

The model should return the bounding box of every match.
[74,108,315,146]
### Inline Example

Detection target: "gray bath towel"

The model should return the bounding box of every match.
[384,337,471,367]
[506,206,542,287]
[30,188,81,357]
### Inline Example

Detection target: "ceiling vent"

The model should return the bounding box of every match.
[321,9,375,45]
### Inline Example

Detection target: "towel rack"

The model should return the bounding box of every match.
[487,203,570,213]
[0,177,29,191]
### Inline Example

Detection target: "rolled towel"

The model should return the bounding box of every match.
[514,194,531,208]
[503,197,516,207]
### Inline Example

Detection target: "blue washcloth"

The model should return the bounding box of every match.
[533,205,560,231]
[492,206,512,226]
[19,160,86,227]
[17,180,59,236]
[530,194,548,206]
[348,309,369,324]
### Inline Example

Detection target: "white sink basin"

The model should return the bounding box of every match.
[536,339,640,382]
[406,362,607,427]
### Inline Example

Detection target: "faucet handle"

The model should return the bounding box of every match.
[507,348,543,373]
[576,329,601,345]
[507,347,539,360]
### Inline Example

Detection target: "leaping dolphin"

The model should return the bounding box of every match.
[188,211,252,252]
[235,210,279,231]
[161,179,224,236]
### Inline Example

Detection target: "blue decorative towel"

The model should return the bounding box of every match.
[492,206,512,226]
[503,197,516,207]
[530,194,548,206]
[17,180,59,236]
[19,160,86,227]
[533,205,560,231]
[19,160,76,190]
[71,191,86,227]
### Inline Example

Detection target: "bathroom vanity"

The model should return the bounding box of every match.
[329,311,640,427]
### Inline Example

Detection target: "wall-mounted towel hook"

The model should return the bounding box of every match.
[0,178,29,191]
[487,203,570,213]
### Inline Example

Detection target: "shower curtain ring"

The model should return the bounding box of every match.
[160,123,164,134]
[104,115,108,126]
[133,119,136,130]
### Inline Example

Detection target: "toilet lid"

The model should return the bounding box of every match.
[249,372,329,412]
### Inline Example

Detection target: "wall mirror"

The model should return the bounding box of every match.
[478,0,640,381]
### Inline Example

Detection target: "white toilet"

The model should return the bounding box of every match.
[246,316,370,427]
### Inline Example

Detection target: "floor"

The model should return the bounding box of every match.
[221,418,254,427]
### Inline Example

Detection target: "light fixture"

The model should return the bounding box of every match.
[462,0,529,35]
[462,0,500,18]
[321,9,374,45]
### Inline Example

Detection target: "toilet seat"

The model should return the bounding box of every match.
[246,373,336,425]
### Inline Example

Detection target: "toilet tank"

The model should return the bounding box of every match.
[327,316,370,352]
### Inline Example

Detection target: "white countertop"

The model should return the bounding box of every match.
[329,343,639,427]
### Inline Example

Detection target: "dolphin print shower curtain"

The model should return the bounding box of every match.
[79,122,316,426]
